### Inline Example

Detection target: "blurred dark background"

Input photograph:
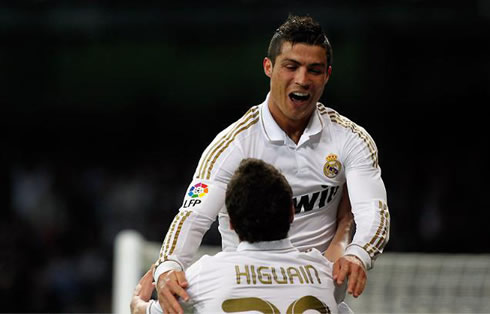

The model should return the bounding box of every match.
[1,0,489,312]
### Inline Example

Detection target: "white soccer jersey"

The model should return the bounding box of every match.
[154,94,389,281]
[149,239,340,314]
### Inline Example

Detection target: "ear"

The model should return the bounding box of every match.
[289,204,295,224]
[263,57,273,78]
[324,65,332,86]
[229,220,234,230]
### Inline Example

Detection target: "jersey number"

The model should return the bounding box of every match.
[222,295,331,314]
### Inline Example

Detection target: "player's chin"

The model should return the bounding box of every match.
[290,101,316,117]
[287,109,313,122]
[287,99,313,113]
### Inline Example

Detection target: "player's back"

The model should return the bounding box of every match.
[186,239,338,314]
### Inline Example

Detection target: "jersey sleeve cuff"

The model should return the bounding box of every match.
[146,300,154,314]
[345,244,372,270]
[153,261,183,282]
[147,299,164,314]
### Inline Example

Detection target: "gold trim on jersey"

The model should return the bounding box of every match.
[157,211,182,264]
[168,210,192,256]
[374,201,390,250]
[363,200,389,259]
[317,104,378,168]
[197,106,257,178]
[197,106,260,180]
[222,296,331,314]
[222,297,280,314]
[317,103,328,115]
[157,210,193,264]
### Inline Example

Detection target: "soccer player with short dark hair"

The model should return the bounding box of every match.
[153,15,389,314]
[132,158,353,314]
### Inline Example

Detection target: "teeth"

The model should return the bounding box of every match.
[292,92,308,97]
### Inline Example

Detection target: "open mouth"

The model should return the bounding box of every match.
[289,92,310,103]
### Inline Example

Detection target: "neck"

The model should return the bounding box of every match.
[268,105,311,145]
[283,123,306,144]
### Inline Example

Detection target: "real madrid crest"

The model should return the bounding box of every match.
[323,153,342,178]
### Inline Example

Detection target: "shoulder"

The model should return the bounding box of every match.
[188,251,230,271]
[203,105,262,153]
[186,252,239,284]
[218,105,261,139]
[318,104,377,147]
[186,254,215,278]
[317,103,364,133]
[318,104,379,167]
[195,105,262,180]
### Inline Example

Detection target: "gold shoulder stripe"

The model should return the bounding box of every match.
[197,107,257,178]
[328,111,379,168]
[328,112,377,158]
[200,107,259,179]
[328,112,376,154]
[203,115,260,180]
[197,106,259,179]
[317,103,328,115]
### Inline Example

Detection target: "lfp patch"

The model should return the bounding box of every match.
[188,183,209,198]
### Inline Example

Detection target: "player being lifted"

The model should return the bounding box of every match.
[132,158,355,314]
[154,14,390,313]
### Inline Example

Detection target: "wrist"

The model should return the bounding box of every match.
[345,244,371,270]
[154,261,183,283]
[131,298,150,314]
[344,254,367,271]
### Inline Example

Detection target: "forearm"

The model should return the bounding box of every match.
[154,209,216,281]
[325,185,353,262]
[325,215,353,262]
[346,199,389,269]
[345,168,389,269]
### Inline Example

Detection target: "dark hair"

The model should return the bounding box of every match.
[225,158,293,243]
[267,14,333,68]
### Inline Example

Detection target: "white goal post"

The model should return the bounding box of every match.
[113,230,490,314]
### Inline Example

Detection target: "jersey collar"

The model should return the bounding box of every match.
[237,238,298,253]
[260,93,325,145]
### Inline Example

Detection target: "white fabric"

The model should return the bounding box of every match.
[150,239,341,314]
[145,299,155,314]
[154,93,389,279]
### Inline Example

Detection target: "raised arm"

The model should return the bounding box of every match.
[153,124,245,313]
